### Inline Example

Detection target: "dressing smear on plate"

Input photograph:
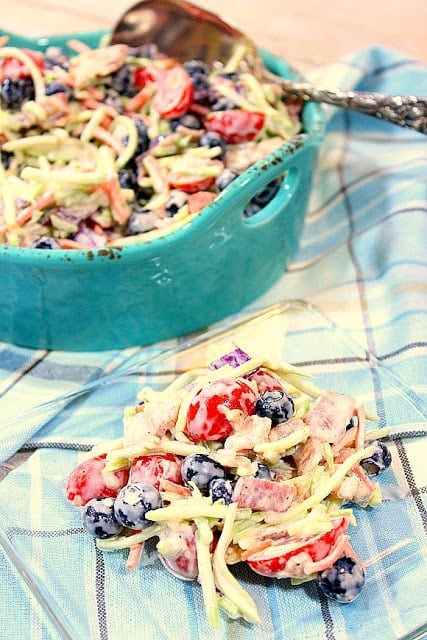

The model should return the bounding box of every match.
[0,37,302,249]
[65,346,393,628]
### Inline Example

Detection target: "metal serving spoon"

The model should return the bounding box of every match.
[111,0,426,133]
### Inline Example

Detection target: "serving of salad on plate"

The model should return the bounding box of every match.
[0,35,302,249]
[65,345,392,628]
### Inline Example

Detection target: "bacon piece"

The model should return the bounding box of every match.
[293,437,324,475]
[304,392,356,443]
[232,476,296,512]
[268,417,305,442]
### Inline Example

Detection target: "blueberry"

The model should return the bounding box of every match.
[181,454,226,494]
[254,463,274,480]
[210,96,236,111]
[44,81,71,97]
[134,118,150,156]
[255,390,294,425]
[243,202,262,218]
[251,179,281,207]
[209,478,234,504]
[1,78,34,108]
[171,113,203,130]
[114,482,162,530]
[317,556,365,603]
[31,236,61,249]
[215,168,240,192]
[360,440,392,475]
[1,149,13,170]
[126,209,157,234]
[199,131,227,159]
[106,65,136,97]
[191,71,211,94]
[183,60,210,77]
[82,497,124,539]
[118,168,138,191]
[165,190,188,217]
[218,71,239,82]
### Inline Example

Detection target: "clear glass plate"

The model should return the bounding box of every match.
[0,300,426,640]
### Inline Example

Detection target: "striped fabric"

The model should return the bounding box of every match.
[0,46,426,640]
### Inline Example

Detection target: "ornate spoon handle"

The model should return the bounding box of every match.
[263,70,427,133]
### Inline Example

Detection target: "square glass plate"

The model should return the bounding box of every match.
[0,300,426,640]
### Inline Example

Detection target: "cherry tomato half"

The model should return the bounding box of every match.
[168,159,224,193]
[245,368,285,395]
[153,66,194,119]
[65,454,129,507]
[246,518,349,578]
[130,453,183,490]
[134,64,162,89]
[186,378,257,442]
[204,109,265,144]
[0,49,45,81]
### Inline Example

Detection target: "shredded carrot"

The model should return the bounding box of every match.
[82,98,119,119]
[0,191,55,234]
[353,464,377,492]
[92,127,124,154]
[125,542,144,570]
[85,86,106,101]
[100,114,113,130]
[56,238,92,249]
[240,540,273,561]
[97,178,131,225]
[125,85,156,113]
[92,223,105,235]
[189,102,210,116]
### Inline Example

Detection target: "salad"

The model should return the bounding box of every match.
[65,346,392,628]
[0,36,302,249]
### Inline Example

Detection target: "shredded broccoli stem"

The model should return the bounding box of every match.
[254,427,310,456]
[1,181,17,227]
[113,115,139,168]
[195,518,220,628]
[96,523,165,550]
[146,498,229,523]
[212,503,260,624]
[80,106,107,143]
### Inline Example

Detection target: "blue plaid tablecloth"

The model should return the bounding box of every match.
[0,45,426,640]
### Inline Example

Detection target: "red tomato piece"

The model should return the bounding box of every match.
[246,518,349,578]
[204,109,265,144]
[167,173,216,194]
[168,158,224,194]
[64,454,129,507]
[153,66,194,119]
[130,453,183,490]
[134,64,162,88]
[186,378,257,442]
[187,191,217,214]
[0,49,45,81]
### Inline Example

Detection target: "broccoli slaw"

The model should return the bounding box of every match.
[65,346,393,628]
[0,36,302,249]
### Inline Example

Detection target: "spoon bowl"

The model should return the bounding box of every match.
[111,0,426,133]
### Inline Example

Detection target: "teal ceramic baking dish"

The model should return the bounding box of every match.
[0,30,324,351]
